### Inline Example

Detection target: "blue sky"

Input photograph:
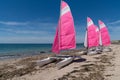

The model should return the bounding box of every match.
[0,0,120,43]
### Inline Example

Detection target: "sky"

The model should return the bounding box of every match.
[0,0,120,43]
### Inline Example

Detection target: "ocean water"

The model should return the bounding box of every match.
[0,43,84,59]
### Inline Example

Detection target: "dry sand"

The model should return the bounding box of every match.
[105,44,120,80]
[0,44,120,80]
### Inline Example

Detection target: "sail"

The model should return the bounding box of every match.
[86,17,98,48]
[52,27,59,53]
[99,20,111,46]
[52,1,76,54]
[95,25,100,46]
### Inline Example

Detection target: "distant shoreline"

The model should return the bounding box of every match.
[0,40,119,60]
[111,40,120,44]
[0,43,84,60]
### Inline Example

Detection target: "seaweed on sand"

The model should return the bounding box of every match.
[0,62,36,80]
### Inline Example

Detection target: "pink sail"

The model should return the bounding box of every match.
[95,25,100,46]
[99,20,111,46]
[86,17,98,48]
[52,1,76,54]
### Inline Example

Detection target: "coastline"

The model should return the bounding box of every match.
[0,43,84,60]
[0,43,119,80]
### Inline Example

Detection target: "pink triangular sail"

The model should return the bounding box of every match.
[52,27,59,53]
[95,25,100,46]
[52,1,76,54]
[84,17,98,48]
[99,20,111,46]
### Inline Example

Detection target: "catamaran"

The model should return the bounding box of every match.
[95,25,103,53]
[98,20,111,52]
[84,17,99,55]
[52,0,76,69]
[37,0,76,69]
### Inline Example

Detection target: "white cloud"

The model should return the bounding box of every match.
[14,30,47,34]
[0,28,13,32]
[0,20,57,32]
[0,21,28,26]
[0,28,52,35]
[108,20,120,25]
[0,20,88,43]
[0,36,54,43]
[108,20,120,31]
[0,20,58,43]
[0,20,57,35]
[107,20,120,40]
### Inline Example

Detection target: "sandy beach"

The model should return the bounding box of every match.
[0,43,120,80]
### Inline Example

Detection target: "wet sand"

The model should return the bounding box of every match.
[0,44,119,80]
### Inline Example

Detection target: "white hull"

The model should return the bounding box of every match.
[102,47,112,52]
[36,57,56,67]
[56,57,73,69]
[87,51,98,55]
[87,48,98,55]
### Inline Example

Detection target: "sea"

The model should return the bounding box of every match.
[0,43,84,60]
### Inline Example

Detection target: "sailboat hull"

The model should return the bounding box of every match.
[56,57,73,69]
